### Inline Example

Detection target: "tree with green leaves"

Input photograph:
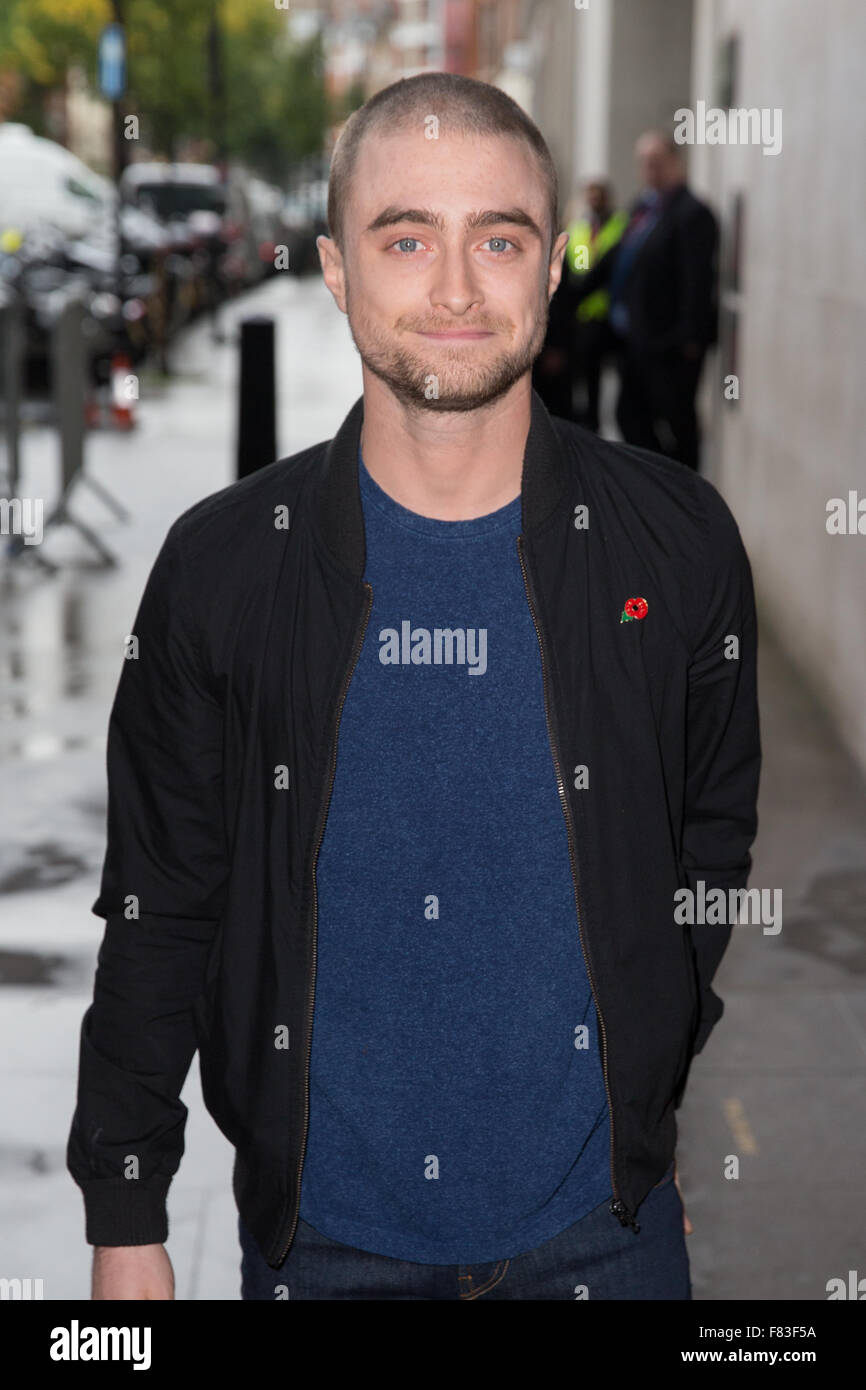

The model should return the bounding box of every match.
[0,0,329,184]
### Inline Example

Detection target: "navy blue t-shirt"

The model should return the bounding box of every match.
[298,445,611,1263]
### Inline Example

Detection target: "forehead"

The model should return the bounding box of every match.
[350,126,547,216]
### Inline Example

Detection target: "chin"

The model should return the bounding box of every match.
[409,371,524,413]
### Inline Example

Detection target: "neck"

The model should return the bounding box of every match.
[358,370,530,520]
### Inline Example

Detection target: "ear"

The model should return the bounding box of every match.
[317,234,347,315]
[547,229,570,300]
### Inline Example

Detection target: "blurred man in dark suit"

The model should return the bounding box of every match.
[571,132,718,469]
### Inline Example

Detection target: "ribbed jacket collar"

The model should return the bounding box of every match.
[314,387,568,577]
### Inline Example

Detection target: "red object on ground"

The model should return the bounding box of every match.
[110,352,136,430]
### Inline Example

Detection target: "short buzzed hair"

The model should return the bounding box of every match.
[327,72,560,258]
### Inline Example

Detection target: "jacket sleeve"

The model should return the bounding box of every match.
[680,482,761,1057]
[66,518,229,1246]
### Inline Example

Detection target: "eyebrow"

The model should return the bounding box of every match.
[365,205,544,243]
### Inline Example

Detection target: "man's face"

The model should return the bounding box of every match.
[585,182,607,214]
[318,128,568,413]
[636,138,681,192]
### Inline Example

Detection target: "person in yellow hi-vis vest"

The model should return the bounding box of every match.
[564,180,627,431]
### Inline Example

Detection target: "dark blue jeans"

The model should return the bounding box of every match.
[238,1163,690,1300]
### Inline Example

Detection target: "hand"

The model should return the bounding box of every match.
[92,1243,175,1300]
[673,1162,694,1235]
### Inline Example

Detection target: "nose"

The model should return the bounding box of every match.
[428,242,484,317]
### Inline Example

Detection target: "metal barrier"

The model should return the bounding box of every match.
[2,288,128,569]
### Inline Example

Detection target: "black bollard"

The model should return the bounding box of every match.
[236,315,277,480]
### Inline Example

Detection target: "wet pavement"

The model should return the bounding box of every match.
[1,275,864,1300]
[0,272,362,1299]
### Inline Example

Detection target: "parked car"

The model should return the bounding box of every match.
[119,161,265,295]
[0,122,117,259]
[279,178,329,275]
[245,176,287,277]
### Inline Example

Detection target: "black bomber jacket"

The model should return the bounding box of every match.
[67,388,761,1266]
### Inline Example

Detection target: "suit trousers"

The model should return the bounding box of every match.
[615,344,706,470]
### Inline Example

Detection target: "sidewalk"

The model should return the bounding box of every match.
[680,620,866,1299]
[1,276,863,1299]
[0,274,362,1300]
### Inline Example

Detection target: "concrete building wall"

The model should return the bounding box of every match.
[526,0,866,773]
[572,0,613,196]
[514,0,578,224]
[689,0,866,773]
[528,0,692,228]
[607,0,693,202]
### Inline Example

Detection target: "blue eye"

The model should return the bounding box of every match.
[388,235,517,255]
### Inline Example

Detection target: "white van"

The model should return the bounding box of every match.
[0,123,117,254]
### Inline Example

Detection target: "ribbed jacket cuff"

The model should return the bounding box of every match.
[79,1176,171,1246]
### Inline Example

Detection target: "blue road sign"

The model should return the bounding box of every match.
[98,23,126,101]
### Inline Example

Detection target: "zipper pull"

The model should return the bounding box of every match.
[610,1198,641,1233]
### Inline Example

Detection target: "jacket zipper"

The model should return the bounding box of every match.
[516,534,639,1233]
[273,579,374,1266]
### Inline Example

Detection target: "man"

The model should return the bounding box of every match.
[563,178,627,431]
[532,178,625,426]
[68,73,759,1301]
[529,263,575,421]
[572,132,719,469]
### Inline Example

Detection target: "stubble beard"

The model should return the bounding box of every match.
[344,275,551,415]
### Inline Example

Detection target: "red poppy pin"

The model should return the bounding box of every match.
[621,596,648,623]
